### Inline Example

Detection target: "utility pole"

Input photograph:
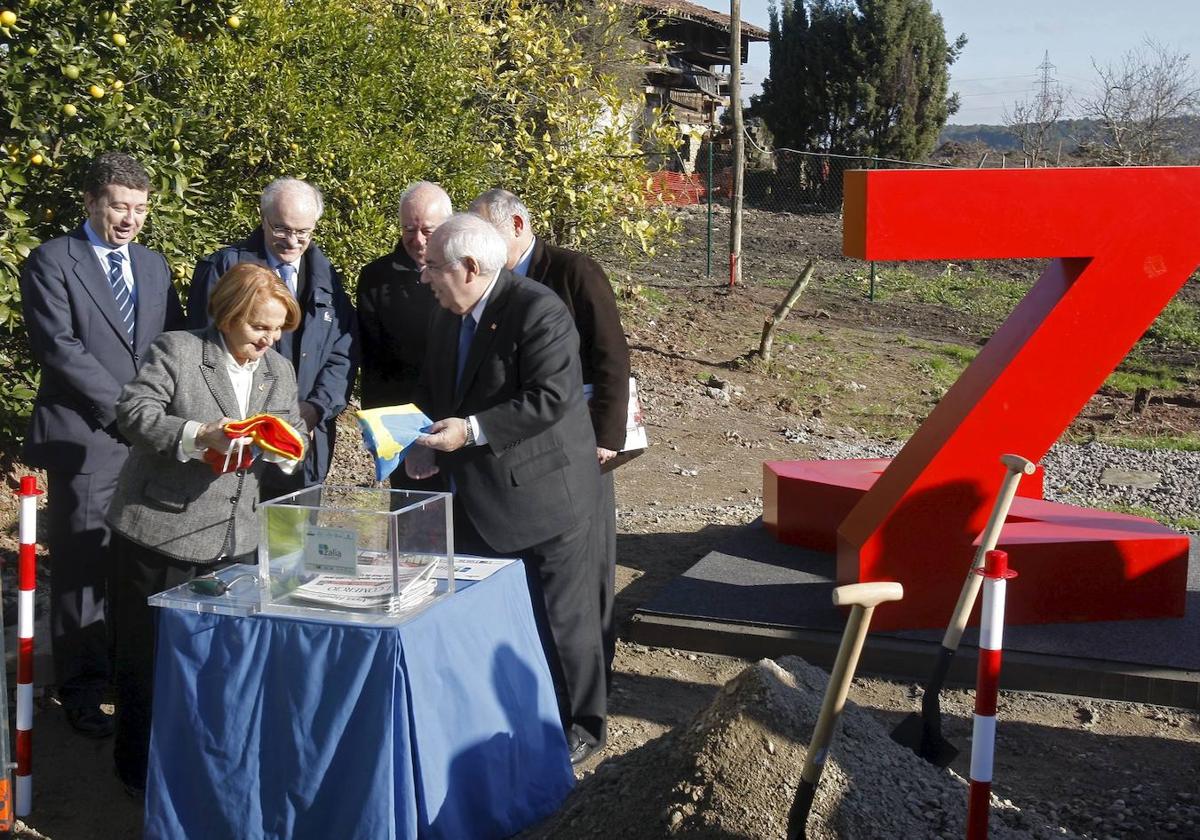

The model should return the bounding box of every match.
[729,0,744,288]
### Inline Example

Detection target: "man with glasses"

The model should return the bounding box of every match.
[187,178,357,497]
[20,151,185,738]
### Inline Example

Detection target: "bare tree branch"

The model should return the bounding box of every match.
[1077,39,1200,165]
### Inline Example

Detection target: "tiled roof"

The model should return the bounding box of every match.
[626,0,770,41]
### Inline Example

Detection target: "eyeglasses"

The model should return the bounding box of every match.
[265,221,315,242]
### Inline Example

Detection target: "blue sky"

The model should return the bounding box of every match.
[693,1,1200,124]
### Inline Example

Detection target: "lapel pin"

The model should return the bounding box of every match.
[490,322,497,331]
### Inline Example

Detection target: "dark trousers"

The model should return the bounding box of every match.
[108,531,245,788]
[46,467,119,709]
[454,498,607,746]
[597,471,617,688]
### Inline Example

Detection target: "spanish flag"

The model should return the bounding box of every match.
[355,404,433,481]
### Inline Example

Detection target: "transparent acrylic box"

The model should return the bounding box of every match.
[257,485,454,626]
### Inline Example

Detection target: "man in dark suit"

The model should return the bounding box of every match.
[470,188,630,687]
[406,214,605,764]
[20,151,186,737]
[188,178,357,495]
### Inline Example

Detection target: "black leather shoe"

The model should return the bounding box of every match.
[567,732,604,766]
[65,705,115,739]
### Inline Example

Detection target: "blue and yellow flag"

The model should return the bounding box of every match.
[355,404,433,481]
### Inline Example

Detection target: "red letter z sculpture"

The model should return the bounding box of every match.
[765,168,1200,630]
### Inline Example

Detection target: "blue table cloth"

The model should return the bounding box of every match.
[144,562,574,839]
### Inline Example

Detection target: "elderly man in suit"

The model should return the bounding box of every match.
[470,188,630,688]
[20,151,186,737]
[357,181,451,409]
[187,177,357,497]
[406,214,605,764]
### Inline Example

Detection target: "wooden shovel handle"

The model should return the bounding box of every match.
[832,581,904,610]
[942,453,1036,650]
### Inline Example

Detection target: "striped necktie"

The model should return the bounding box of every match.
[107,251,135,340]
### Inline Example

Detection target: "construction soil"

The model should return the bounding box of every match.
[1,204,1198,838]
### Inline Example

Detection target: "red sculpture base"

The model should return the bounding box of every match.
[764,459,1188,631]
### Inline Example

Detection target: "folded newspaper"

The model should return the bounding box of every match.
[289,560,436,610]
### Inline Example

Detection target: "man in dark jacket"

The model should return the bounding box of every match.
[187,178,357,495]
[407,214,605,765]
[470,188,630,687]
[20,151,185,737]
[356,181,451,410]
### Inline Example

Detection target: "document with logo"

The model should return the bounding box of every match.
[289,561,438,610]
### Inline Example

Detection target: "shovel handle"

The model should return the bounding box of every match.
[942,454,1036,650]
[789,582,904,839]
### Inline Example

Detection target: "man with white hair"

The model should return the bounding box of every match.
[188,177,357,495]
[357,181,452,411]
[470,188,630,690]
[407,213,606,765]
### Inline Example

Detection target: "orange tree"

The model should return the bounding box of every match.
[0,0,677,447]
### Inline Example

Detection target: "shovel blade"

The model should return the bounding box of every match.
[890,711,959,767]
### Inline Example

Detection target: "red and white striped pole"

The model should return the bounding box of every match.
[966,549,1017,840]
[16,475,41,817]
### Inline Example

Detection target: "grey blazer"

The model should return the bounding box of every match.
[106,328,304,563]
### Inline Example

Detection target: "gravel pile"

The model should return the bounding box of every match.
[522,657,1079,840]
[1040,442,1200,527]
[789,421,1199,528]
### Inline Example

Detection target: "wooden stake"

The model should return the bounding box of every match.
[729,0,744,287]
[757,259,815,363]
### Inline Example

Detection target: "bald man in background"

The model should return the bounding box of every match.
[357,181,452,411]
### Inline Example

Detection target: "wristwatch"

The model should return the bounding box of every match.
[463,418,476,447]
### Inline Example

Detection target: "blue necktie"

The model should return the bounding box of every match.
[107,251,135,340]
[277,263,297,297]
[455,314,476,388]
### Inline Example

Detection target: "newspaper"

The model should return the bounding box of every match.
[584,376,648,472]
[435,555,516,581]
[289,559,437,610]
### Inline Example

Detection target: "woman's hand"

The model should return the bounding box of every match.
[196,418,252,454]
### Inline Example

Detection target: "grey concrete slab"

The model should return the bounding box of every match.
[629,519,1199,708]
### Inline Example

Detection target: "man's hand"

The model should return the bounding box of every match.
[597,447,618,466]
[418,418,469,452]
[298,401,320,437]
[405,444,439,480]
[197,418,251,453]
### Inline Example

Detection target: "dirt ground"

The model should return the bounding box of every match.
[1,204,1198,838]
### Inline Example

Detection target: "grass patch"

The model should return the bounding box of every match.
[862,264,1027,323]
[1171,515,1200,531]
[1105,367,1181,394]
[1096,501,1160,520]
[1144,299,1200,349]
[934,344,978,364]
[1098,433,1200,452]
[911,343,977,391]
[1093,502,1200,532]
